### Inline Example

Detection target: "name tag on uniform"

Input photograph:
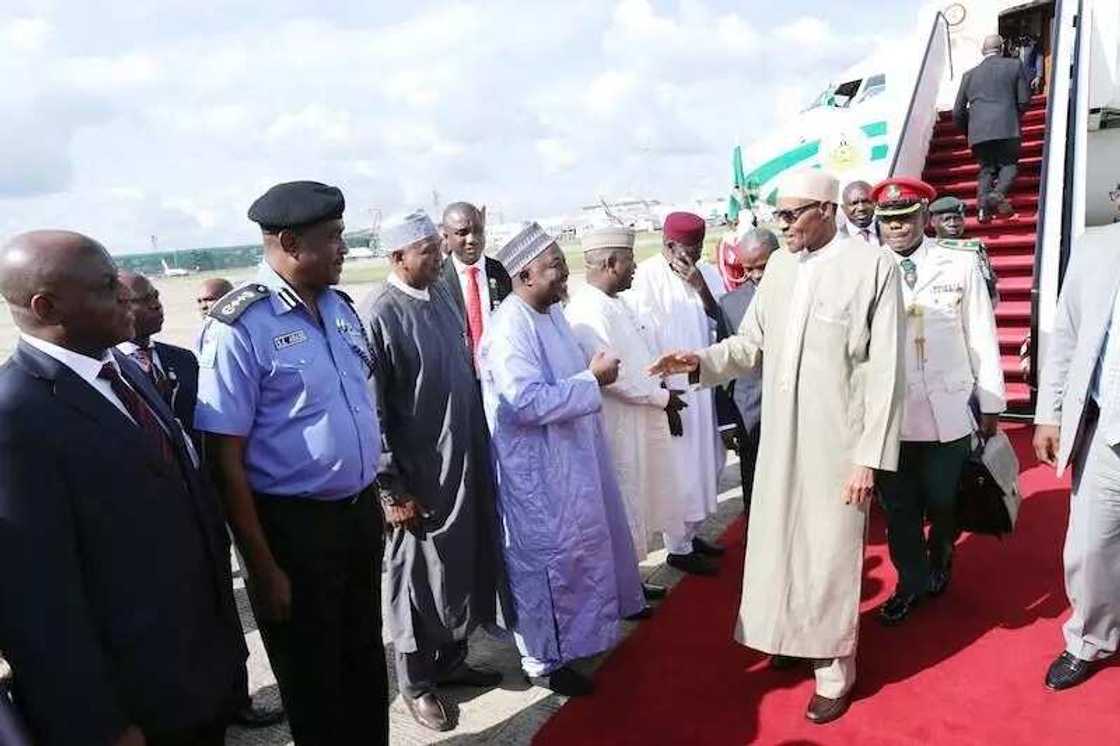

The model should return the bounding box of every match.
[274,330,308,350]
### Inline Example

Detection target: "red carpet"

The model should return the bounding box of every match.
[924,95,1049,412]
[534,425,1120,745]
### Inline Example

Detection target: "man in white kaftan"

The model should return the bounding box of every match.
[566,227,685,588]
[626,211,725,576]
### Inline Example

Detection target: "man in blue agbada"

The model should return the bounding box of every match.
[479,222,647,697]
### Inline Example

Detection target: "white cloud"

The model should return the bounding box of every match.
[0,0,913,250]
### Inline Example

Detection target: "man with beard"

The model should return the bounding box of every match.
[565,226,682,600]
[0,231,247,746]
[648,170,904,724]
[196,181,388,744]
[439,202,512,370]
[479,223,644,696]
[840,180,879,246]
[364,211,509,732]
[627,212,725,576]
[871,178,1004,625]
[717,228,779,514]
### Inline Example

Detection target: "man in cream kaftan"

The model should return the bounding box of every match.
[650,170,904,724]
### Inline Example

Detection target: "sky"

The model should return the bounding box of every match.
[0,0,918,252]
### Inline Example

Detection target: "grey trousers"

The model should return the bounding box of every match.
[1065,411,1120,661]
[396,639,468,699]
[972,137,1021,208]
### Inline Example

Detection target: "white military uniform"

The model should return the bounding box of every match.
[893,237,1005,440]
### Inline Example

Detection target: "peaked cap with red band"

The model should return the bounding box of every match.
[870,177,937,217]
[663,211,706,245]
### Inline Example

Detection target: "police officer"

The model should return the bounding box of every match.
[196,181,388,745]
[929,195,1000,305]
[871,178,1006,625]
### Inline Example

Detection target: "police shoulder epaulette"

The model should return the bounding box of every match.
[208,283,270,324]
[936,238,983,252]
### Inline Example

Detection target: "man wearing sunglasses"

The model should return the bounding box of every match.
[649,169,905,724]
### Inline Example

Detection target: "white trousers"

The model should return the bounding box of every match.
[663,520,703,556]
[813,653,857,698]
[1064,415,1120,661]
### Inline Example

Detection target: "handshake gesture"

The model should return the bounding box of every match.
[646,351,701,377]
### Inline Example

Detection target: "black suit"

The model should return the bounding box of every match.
[0,342,247,745]
[952,54,1031,209]
[154,341,199,433]
[439,255,512,320]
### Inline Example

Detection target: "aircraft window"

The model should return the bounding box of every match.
[806,78,864,110]
[855,74,886,104]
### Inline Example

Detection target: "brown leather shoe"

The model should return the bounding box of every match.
[805,692,851,724]
[404,691,452,732]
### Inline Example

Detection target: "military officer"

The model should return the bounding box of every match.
[195,181,389,745]
[929,195,1000,305]
[872,178,1006,625]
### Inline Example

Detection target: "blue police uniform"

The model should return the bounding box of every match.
[195,262,380,499]
[196,257,389,745]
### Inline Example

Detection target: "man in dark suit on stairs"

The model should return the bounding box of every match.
[0,230,247,746]
[953,34,1032,223]
[438,202,512,370]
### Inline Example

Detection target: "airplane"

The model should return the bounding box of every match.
[160,258,191,278]
[724,0,1120,418]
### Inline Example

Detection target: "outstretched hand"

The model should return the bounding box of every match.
[647,351,701,378]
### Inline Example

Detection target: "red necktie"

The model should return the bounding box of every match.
[98,363,176,465]
[132,346,171,401]
[465,266,485,363]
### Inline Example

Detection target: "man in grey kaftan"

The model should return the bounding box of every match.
[364,211,508,732]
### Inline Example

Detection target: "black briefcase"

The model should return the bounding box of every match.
[956,432,1021,537]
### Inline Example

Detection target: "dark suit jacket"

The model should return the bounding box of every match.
[439,255,512,323]
[718,283,763,431]
[953,55,1031,145]
[154,341,199,434]
[0,343,246,745]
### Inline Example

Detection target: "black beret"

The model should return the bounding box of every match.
[929,196,965,215]
[247,181,345,231]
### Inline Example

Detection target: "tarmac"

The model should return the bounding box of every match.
[228,461,746,746]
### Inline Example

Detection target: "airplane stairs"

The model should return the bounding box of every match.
[921,93,1049,413]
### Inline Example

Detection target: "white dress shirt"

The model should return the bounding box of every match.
[21,334,134,421]
[117,339,166,375]
[451,254,492,320]
[388,271,431,301]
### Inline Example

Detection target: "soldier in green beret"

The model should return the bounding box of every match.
[929,196,1000,305]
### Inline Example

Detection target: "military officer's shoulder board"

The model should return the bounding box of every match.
[208,283,271,325]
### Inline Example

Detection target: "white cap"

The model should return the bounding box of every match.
[380,209,439,254]
[581,226,635,252]
[778,169,840,204]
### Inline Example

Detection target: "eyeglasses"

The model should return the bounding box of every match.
[774,202,821,225]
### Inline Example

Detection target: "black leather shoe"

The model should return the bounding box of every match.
[805,692,851,724]
[528,665,594,696]
[1045,652,1093,691]
[692,536,726,557]
[667,552,718,576]
[877,591,921,626]
[624,606,654,621]
[231,702,286,728]
[642,582,667,600]
[928,561,952,597]
[404,691,451,731]
[439,663,502,688]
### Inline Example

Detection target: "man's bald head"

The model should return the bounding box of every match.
[0,230,133,355]
[441,201,486,265]
[196,277,234,318]
[982,34,1004,55]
